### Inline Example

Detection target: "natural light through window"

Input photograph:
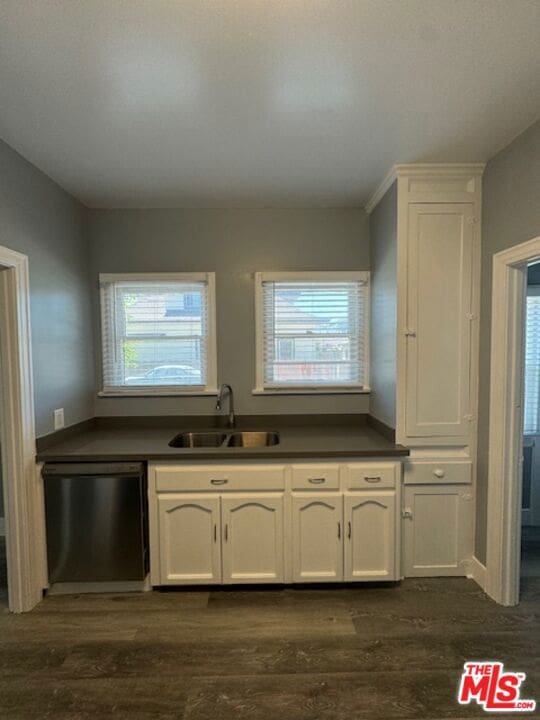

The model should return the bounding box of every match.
[99,273,216,395]
[524,287,540,434]
[255,272,369,393]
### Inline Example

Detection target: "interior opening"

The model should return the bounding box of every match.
[521,260,540,589]
[0,270,6,609]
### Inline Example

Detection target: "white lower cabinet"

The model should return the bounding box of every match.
[345,493,397,581]
[222,494,284,584]
[402,484,474,576]
[157,495,221,585]
[292,494,343,582]
[150,461,402,586]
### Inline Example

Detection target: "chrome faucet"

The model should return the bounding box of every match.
[216,383,235,428]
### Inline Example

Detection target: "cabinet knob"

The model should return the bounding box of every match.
[404,328,416,337]
[402,507,413,519]
[433,469,445,478]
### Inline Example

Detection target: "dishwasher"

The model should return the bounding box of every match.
[42,462,148,591]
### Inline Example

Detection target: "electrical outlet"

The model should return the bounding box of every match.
[54,408,65,430]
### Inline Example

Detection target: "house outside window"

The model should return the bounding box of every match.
[99,273,217,395]
[254,271,370,393]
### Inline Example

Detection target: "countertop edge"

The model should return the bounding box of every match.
[36,447,410,462]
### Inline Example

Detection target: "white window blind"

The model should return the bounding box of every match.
[257,273,369,390]
[100,274,215,394]
[524,289,540,434]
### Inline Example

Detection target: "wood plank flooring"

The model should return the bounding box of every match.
[0,578,538,719]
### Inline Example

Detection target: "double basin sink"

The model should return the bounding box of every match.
[169,430,280,449]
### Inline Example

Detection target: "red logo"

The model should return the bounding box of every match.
[458,662,536,712]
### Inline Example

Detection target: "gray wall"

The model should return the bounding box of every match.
[88,208,370,417]
[0,140,94,437]
[369,182,397,428]
[476,119,540,564]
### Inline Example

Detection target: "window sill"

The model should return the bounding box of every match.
[252,387,371,396]
[98,388,219,398]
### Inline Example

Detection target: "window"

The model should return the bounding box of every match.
[524,286,540,434]
[255,272,369,393]
[99,273,216,395]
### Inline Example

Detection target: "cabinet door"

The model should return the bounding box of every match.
[402,485,474,576]
[157,495,221,585]
[405,203,474,439]
[222,494,284,583]
[292,494,343,582]
[344,493,397,581]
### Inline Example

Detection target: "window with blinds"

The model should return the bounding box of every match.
[255,272,369,391]
[524,288,540,434]
[99,273,216,394]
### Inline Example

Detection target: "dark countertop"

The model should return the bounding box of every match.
[36,416,409,462]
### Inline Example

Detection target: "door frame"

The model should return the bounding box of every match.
[0,245,43,612]
[486,235,540,606]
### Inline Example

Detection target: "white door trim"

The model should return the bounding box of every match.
[486,235,540,606]
[0,245,43,612]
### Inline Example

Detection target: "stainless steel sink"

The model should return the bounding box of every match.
[226,431,280,447]
[169,431,228,448]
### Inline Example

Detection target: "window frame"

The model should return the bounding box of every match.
[253,271,370,395]
[98,272,218,397]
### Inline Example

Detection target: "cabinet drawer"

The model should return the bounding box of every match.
[291,465,339,490]
[404,460,472,485]
[154,465,286,492]
[345,463,397,490]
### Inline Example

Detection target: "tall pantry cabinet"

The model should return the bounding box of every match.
[368,164,484,577]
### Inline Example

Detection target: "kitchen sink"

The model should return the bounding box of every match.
[226,431,280,447]
[169,431,228,448]
[169,430,280,448]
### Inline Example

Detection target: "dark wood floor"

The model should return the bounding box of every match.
[0,576,538,720]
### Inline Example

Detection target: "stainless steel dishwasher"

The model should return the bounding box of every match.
[43,462,148,588]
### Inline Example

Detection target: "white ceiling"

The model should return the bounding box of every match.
[1,1,539,209]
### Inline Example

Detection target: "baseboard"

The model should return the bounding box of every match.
[467,556,487,590]
[48,579,147,595]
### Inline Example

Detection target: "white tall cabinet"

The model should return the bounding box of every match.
[369,164,484,577]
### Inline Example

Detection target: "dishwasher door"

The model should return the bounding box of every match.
[43,462,147,584]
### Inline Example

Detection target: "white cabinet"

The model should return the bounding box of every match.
[344,493,397,580]
[402,484,474,576]
[404,202,475,440]
[291,494,343,582]
[222,494,284,584]
[150,460,401,586]
[157,495,221,585]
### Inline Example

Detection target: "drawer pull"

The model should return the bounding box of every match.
[308,477,326,484]
[364,476,382,483]
[210,478,229,485]
[433,469,445,478]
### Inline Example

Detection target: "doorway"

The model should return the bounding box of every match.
[0,245,43,612]
[521,264,540,580]
[0,334,6,607]
[486,235,540,606]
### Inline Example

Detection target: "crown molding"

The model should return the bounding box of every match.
[394,162,486,177]
[365,162,486,214]
[364,166,397,215]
